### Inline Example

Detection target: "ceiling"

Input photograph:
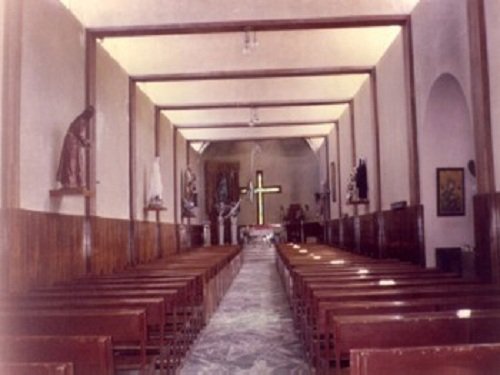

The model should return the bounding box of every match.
[58,0,420,147]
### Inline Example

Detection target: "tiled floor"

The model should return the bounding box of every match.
[179,241,311,375]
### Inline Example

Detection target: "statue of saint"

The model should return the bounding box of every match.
[182,166,197,218]
[56,106,94,188]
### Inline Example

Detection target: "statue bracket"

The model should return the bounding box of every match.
[49,187,93,197]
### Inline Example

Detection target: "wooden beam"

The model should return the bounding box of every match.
[335,121,343,218]
[1,0,23,210]
[184,134,327,143]
[128,79,137,265]
[468,0,495,194]
[467,0,498,283]
[84,31,98,274]
[370,70,382,212]
[157,99,351,111]
[174,120,338,129]
[348,99,357,216]
[91,15,409,38]
[134,66,371,82]
[402,19,421,206]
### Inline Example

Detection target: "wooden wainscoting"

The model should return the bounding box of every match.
[341,216,356,251]
[159,222,178,257]
[359,213,380,258]
[380,205,425,266]
[190,224,204,248]
[135,220,159,264]
[4,209,86,292]
[473,193,500,283]
[90,216,130,275]
[329,219,341,247]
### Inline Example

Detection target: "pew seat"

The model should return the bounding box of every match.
[0,362,74,375]
[350,343,500,375]
[0,335,113,375]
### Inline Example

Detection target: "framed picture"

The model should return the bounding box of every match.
[330,162,337,202]
[437,168,465,216]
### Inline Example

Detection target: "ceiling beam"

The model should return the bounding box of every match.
[174,119,337,129]
[134,66,372,82]
[158,99,351,111]
[181,134,328,142]
[91,15,409,38]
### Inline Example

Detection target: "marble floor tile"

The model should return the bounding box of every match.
[180,241,311,375]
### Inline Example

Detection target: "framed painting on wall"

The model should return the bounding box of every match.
[330,162,337,202]
[436,168,465,216]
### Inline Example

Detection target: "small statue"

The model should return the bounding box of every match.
[56,106,94,188]
[147,157,164,209]
[182,166,197,218]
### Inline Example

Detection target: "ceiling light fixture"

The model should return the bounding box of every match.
[243,28,258,54]
[249,107,259,127]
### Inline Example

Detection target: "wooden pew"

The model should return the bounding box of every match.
[275,243,500,374]
[331,309,500,373]
[0,335,113,375]
[0,362,74,375]
[0,296,166,366]
[350,343,500,375]
[0,309,148,374]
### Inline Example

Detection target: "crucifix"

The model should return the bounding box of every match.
[240,170,282,225]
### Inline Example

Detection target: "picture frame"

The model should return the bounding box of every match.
[330,162,337,202]
[436,168,465,216]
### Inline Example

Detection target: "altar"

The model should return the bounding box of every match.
[241,224,285,244]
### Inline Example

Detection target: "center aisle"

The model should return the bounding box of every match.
[180,241,311,375]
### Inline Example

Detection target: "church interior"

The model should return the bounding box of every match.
[2,0,500,374]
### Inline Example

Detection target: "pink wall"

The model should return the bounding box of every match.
[413,0,474,266]
[135,88,156,223]
[376,33,411,209]
[95,45,129,220]
[420,74,474,267]
[338,107,354,217]
[176,130,188,223]
[158,114,175,223]
[353,79,376,215]
[19,0,86,215]
[327,125,339,219]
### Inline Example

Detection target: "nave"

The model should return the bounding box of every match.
[180,241,310,375]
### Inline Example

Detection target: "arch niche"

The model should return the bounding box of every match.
[420,73,475,270]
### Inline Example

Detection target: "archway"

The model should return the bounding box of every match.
[420,73,475,270]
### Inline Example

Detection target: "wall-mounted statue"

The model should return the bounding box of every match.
[56,106,94,189]
[182,166,197,218]
[146,156,165,209]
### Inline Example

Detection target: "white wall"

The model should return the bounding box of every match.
[412,0,474,266]
[339,108,354,217]
[485,0,500,190]
[353,79,376,215]
[420,74,475,267]
[135,88,156,222]
[19,0,86,215]
[176,130,188,223]
[158,114,174,223]
[95,45,129,219]
[376,33,411,210]
[327,124,340,219]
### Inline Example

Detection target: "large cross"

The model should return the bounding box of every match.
[240,170,282,225]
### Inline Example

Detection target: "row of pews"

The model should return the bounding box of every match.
[276,243,500,374]
[0,245,243,375]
